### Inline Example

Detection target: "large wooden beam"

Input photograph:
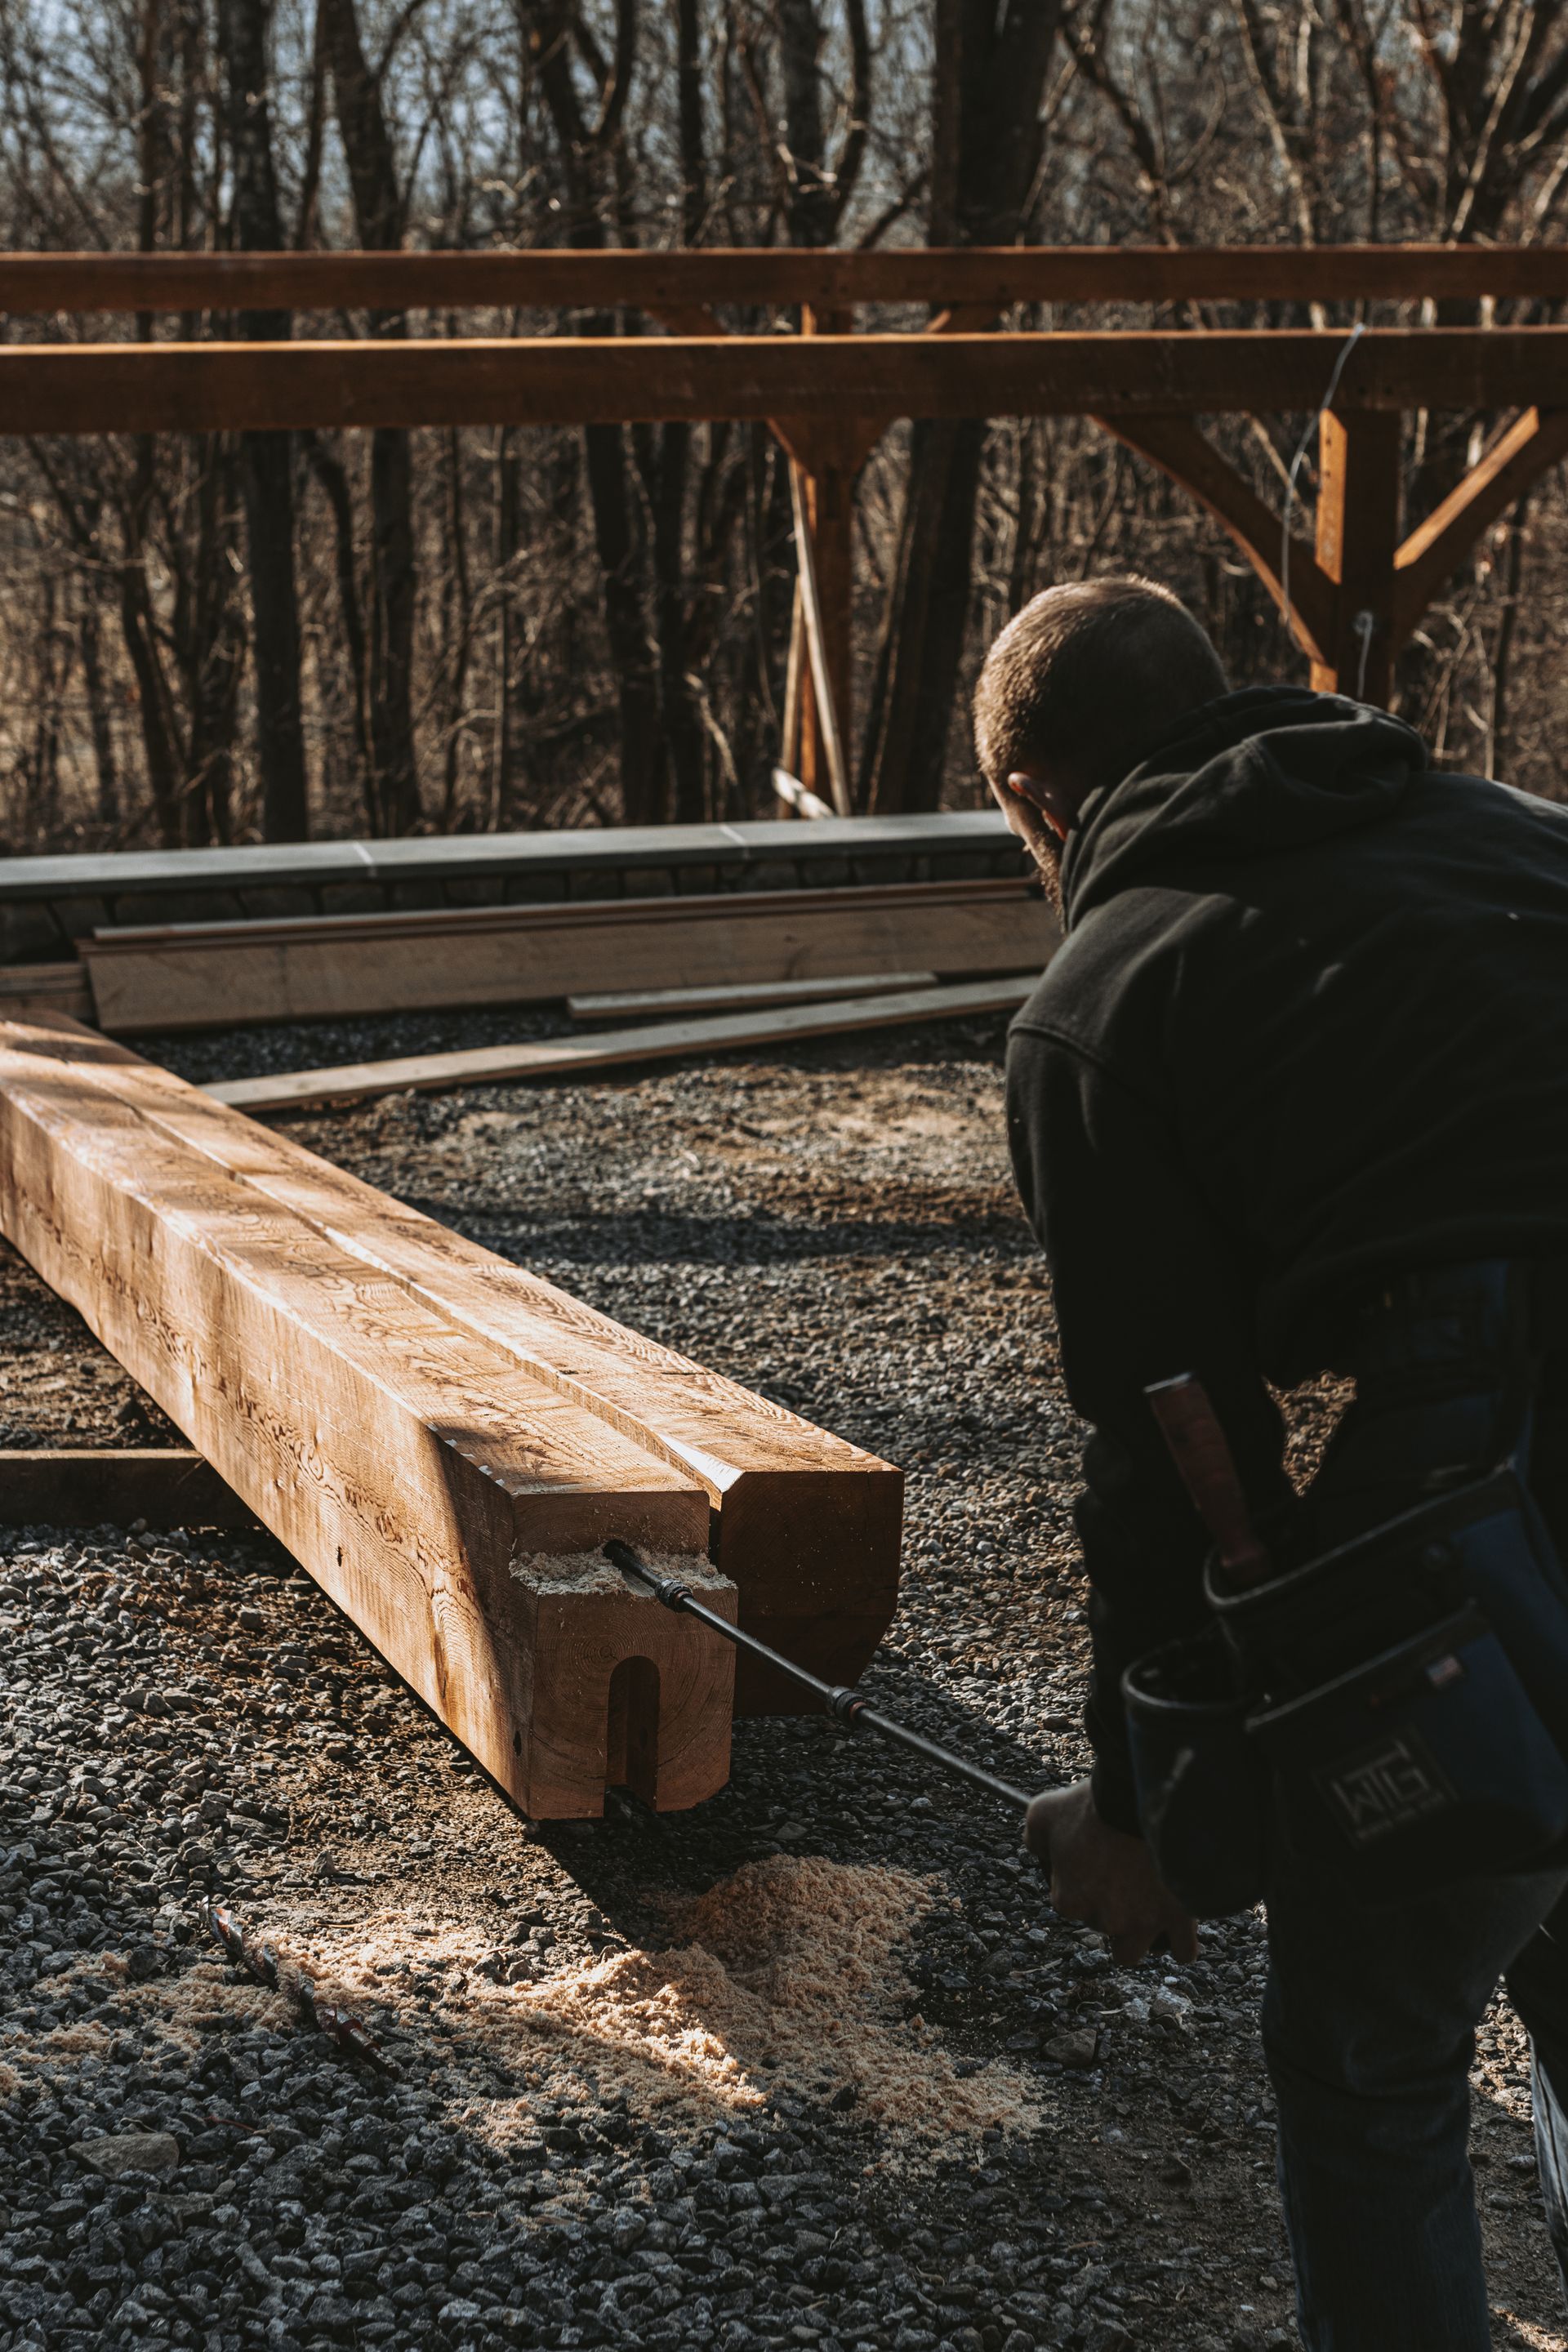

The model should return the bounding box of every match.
[79,878,1051,1034]
[8,331,1568,437]
[0,1016,733,1815]
[32,1019,906,1714]
[4,245,1567,315]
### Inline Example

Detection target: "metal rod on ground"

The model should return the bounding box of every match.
[604,1539,1032,1811]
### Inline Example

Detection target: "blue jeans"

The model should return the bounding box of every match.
[1258,1263,1568,2345]
[1264,1846,1568,2348]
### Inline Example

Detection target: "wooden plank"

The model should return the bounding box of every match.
[568,970,938,1020]
[82,879,1053,1033]
[50,1018,905,1711]
[0,810,1015,906]
[7,331,1568,438]
[4,246,1567,314]
[0,963,95,1022]
[206,973,1042,1113]
[0,1447,255,1528]
[0,1014,731,1815]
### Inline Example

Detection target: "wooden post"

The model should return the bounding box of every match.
[1314,407,1403,704]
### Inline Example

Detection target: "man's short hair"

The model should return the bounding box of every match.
[973,576,1228,794]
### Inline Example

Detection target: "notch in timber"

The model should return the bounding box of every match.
[607,1655,662,1806]
[506,1552,737,1817]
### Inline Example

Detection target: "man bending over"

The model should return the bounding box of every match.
[979,576,1568,2350]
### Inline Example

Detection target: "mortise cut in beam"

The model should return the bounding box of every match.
[0,1015,733,1815]
[30,1018,905,1714]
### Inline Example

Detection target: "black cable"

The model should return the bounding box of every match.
[604,1539,1033,1812]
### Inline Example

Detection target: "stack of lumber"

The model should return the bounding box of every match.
[0,1016,902,1807]
[79,876,1055,1034]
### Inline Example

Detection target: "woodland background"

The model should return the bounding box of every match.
[2,0,1567,851]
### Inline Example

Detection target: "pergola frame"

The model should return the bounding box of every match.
[3,244,1565,802]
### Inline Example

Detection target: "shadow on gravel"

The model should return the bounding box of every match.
[436,1212,1034,1271]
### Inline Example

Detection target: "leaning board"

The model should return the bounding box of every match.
[80,878,1057,1033]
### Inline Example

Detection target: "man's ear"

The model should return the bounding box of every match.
[1006,768,1077,842]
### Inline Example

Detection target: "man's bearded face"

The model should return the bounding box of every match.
[990,777,1066,918]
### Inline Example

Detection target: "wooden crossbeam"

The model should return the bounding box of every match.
[0,1015,735,1815]
[79,878,1050,1034]
[51,1021,905,1713]
[8,331,1568,438]
[5,244,1568,315]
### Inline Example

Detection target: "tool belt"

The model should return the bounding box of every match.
[1123,1258,1568,1914]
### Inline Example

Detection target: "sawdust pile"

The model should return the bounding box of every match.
[473,1855,1037,2157]
[0,1949,292,2098]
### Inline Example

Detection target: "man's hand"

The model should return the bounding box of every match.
[1025,1779,1198,1966]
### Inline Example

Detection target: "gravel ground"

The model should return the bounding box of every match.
[1,1009,1565,2352]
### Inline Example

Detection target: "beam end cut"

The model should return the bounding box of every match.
[508,1550,736,1817]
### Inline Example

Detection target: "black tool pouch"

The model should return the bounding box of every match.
[1122,1628,1270,1918]
[1214,1465,1568,1900]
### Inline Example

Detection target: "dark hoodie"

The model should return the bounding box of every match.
[1005,685,1568,1832]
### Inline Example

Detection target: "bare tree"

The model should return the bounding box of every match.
[217,0,310,840]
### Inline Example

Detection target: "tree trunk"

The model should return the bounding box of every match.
[78,568,120,830]
[583,421,662,825]
[526,0,661,825]
[859,0,1062,813]
[653,421,708,822]
[217,0,310,840]
[119,559,185,848]
[302,430,375,829]
[320,0,421,834]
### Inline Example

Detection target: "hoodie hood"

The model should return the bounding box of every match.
[1059,685,1428,928]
